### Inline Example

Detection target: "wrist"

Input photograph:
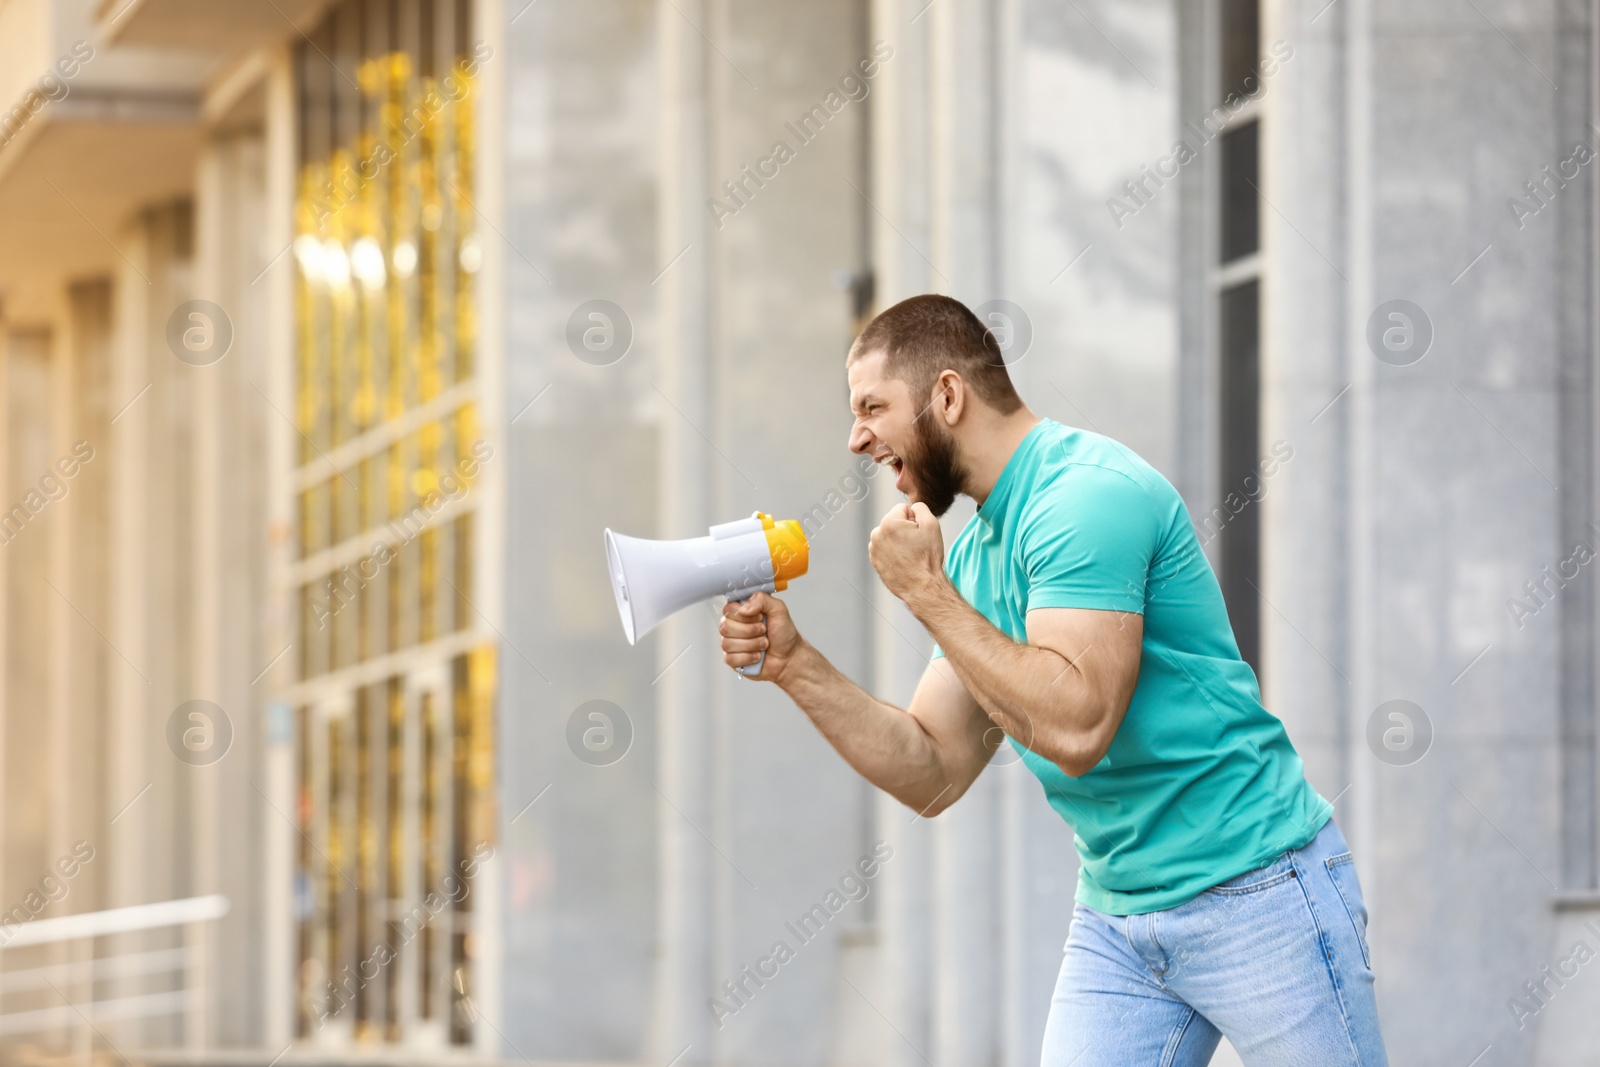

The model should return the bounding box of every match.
[775,637,820,692]
[903,571,956,619]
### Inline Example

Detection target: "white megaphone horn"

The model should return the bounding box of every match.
[603,511,809,676]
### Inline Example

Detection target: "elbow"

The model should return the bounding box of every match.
[898,780,963,819]
[1047,724,1114,779]
[1052,749,1098,779]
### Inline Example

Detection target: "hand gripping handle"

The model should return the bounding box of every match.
[730,588,765,678]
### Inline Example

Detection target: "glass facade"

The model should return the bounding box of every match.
[287,0,494,1047]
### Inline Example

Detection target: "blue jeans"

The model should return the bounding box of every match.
[1041,818,1387,1066]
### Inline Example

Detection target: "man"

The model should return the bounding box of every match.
[718,294,1388,1065]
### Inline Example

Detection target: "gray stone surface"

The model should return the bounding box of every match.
[488,0,1600,1063]
[500,0,661,1058]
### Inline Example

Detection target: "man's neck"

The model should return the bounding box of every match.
[960,407,1042,507]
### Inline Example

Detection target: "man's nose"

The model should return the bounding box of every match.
[848,422,871,455]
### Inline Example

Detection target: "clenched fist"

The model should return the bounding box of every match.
[719,590,802,682]
[868,502,946,602]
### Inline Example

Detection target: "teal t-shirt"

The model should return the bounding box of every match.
[933,419,1331,915]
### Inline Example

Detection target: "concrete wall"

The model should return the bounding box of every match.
[692,3,878,1064]
[497,0,663,1058]
[1012,3,1182,1060]
[1265,1,1600,1064]
[497,0,883,1057]
[490,0,1253,1063]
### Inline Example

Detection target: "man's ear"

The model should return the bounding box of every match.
[933,370,965,425]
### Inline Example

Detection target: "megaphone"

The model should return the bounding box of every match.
[604,512,809,676]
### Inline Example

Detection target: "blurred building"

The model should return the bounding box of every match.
[0,1,1595,1067]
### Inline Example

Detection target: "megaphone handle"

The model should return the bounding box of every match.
[731,590,764,678]
[737,645,765,678]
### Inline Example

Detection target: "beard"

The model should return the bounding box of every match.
[902,411,966,518]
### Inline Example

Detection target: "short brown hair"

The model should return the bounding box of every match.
[847,294,1023,414]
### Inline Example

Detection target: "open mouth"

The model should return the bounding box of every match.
[879,453,906,492]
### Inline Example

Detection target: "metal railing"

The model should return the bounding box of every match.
[0,895,229,1043]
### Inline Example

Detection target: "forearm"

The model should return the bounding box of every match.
[906,579,1105,773]
[776,640,960,811]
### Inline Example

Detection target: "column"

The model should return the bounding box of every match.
[869,2,937,1065]
[653,1,716,1061]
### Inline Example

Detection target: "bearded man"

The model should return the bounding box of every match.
[718,294,1388,1066]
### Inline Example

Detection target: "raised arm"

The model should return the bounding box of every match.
[720,591,997,816]
[869,501,1145,778]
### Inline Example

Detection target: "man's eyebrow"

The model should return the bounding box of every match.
[850,392,881,414]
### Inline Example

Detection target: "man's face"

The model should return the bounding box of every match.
[847,348,965,517]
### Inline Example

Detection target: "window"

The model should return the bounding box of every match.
[1217,279,1260,668]
[284,0,493,1047]
[1212,0,1263,675]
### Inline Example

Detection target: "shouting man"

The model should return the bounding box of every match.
[718,295,1387,1065]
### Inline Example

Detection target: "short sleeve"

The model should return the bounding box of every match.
[1016,464,1160,615]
